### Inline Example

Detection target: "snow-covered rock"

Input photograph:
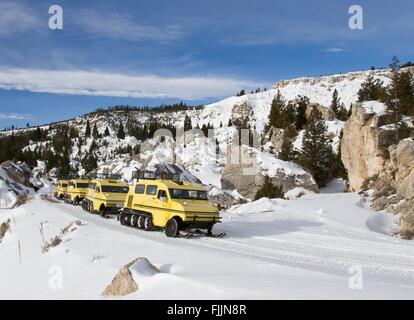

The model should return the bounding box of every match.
[103,257,160,296]
[221,145,318,199]
[284,187,315,200]
[0,161,40,208]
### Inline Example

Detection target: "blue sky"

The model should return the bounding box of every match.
[0,0,413,128]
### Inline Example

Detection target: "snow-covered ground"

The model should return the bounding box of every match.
[1,184,413,300]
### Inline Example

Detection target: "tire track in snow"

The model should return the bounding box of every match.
[47,198,414,287]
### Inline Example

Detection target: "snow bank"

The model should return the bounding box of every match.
[361,101,388,116]
[284,187,315,200]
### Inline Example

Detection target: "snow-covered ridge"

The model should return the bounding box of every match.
[197,67,411,133]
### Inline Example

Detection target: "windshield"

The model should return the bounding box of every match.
[76,183,89,189]
[101,185,129,193]
[169,189,208,200]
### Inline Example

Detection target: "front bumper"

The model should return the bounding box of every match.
[182,215,221,228]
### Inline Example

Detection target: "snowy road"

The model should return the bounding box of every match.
[1,191,414,299]
[48,193,414,294]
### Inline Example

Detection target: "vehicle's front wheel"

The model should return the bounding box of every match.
[165,218,180,238]
[119,211,128,225]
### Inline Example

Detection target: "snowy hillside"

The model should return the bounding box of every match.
[197,67,403,132]
[0,67,405,198]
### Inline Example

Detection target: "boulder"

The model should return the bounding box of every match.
[221,145,318,199]
[396,199,414,240]
[103,257,160,297]
[0,220,10,242]
[1,160,35,188]
[306,103,335,121]
[264,127,285,152]
[341,102,394,191]
[392,140,414,200]
[207,186,247,209]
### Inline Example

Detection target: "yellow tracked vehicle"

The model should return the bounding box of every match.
[54,180,68,199]
[119,171,223,238]
[82,179,129,217]
[65,178,90,205]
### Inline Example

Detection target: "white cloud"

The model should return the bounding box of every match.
[0,113,34,120]
[325,48,344,53]
[0,2,41,37]
[0,68,262,99]
[76,10,182,42]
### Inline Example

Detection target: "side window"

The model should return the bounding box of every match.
[135,184,145,194]
[157,190,167,199]
[95,185,100,192]
[146,185,158,195]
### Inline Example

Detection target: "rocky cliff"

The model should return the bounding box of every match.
[371,139,414,239]
[341,101,395,191]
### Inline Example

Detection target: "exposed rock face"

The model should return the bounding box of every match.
[306,103,335,121]
[1,161,35,189]
[341,103,394,191]
[221,145,318,199]
[267,127,285,152]
[371,139,414,239]
[103,257,160,296]
[230,102,250,127]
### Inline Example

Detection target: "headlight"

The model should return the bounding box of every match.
[182,201,188,206]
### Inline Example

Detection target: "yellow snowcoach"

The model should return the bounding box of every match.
[119,171,223,238]
[54,180,68,199]
[82,178,129,217]
[65,178,90,205]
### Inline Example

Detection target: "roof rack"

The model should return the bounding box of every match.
[86,172,122,180]
[57,174,88,180]
[132,170,182,182]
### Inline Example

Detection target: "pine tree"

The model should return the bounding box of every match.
[357,75,388,102]
[117,122,125,139]
[332,130,348,180]
[184,115,192,131]
[104,126,110,137]
[389,70,414,116]
[336,103,349,121]
[299,109,335,187]
[85,120,91,138]
[35,127,42,141]
[330,89,341,117]
[278,124,297,161]
[59,148,71,177]
[92,123,99,138]
[268,91,285,128]
[295,96,308,130]
[254,176,284,200]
